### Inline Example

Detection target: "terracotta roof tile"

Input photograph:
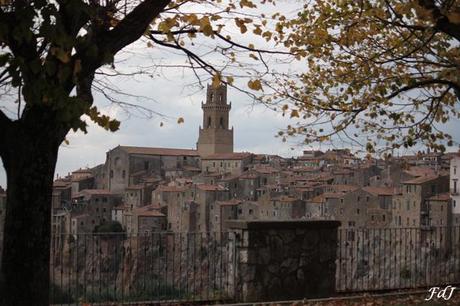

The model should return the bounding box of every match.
[120,146,198,156]
[362,186,394,196]
[135,204,165,217]
[201,152,252,160]
[197,184,227,191]
[403,175,445,184]
[428,193,451,201]
[217,199,242,206]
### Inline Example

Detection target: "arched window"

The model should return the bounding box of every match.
[207,116,212,128]
[219,117,224,128]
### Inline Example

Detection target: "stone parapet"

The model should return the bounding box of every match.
[227,220,340,302]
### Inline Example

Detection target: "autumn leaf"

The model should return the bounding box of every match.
[290,109,299,118]
[212,73,222,88]
[177,117,184,124]
[248,79,262,91]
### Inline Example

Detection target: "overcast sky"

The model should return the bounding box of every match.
[1,1,460,188]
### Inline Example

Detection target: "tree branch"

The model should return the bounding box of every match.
[100,0,171,55]
[418,0,460,42]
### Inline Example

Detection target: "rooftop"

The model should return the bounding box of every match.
[119,145,198,157]
[362,186,394,196]
[201,152,253,160]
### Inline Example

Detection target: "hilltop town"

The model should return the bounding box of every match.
[1,84,459,245]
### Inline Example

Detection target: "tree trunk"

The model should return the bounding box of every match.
[0,125,61,306]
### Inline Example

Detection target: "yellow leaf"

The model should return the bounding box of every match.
[212,73,221,88]
[226,76,234,85]
[199,17,214,37]
[290,110,300,118]
[248,79,262,91]
[177,117,184,124]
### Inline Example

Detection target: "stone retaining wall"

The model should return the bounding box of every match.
[227,220,340,302]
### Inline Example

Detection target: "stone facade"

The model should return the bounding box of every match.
[451,154,460,216]
[227,220,340,302]
[392,175,449,227]
[197,84,234,156]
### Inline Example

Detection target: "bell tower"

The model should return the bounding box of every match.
[197,84,234,156]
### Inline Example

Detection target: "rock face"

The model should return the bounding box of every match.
[50,233,235,304]
[227,220,340,302]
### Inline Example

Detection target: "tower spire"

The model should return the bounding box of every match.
[197,84,234,156]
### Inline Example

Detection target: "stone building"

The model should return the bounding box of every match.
[426,193,452,227]
[201,152,253,175]
[71,189,122,230]
[392,174,449,227]
[450,153,460,223]
[105,146,200,193]
[197,84,233,156]
[132,204,167,235]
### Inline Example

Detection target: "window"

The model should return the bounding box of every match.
[366,196,369,202]
[455,167,457,175]
[110,170,114,178]
[207,116,212,128]
[122,170,126,179]
[371,215,374,221]
[357,209,360,215]
[219,117,224,128]
[249,209,253,215]
[144,161,149,170]
[382,215,386,222]
[102,197,107,203]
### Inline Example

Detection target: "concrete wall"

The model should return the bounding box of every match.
[227,220,340,302]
